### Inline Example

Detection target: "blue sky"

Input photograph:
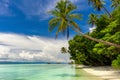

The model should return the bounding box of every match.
[0,0,112,37]
[0,0,112,62]
[0,0,102,37]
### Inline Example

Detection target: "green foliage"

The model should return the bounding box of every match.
[61,47,68,53]
[95,15,110,32]
[49,0,120,67]
[88,0,105,11]
[108,32,120,44]
[69,35,105,66]
[68,6,120,67]
[101,20,118,34]
[88,14,98,27]
[112,55,120,69]
[48,0,81,38]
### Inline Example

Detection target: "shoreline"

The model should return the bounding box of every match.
[76,65,120,80]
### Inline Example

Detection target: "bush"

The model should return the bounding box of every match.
[112,55,120,69]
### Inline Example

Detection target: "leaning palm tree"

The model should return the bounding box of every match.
[48,0,120,48]
[88,0,112,17]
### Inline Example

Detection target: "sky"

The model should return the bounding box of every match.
[0,0,112,62]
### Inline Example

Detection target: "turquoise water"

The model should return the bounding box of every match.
[0,64,102,80]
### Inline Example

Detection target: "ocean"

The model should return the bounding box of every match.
[0,64,102,80]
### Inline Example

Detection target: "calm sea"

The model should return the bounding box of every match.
[0,64,102,80]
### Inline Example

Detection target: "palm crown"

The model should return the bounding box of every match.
[48,0,81,38]
[88,0,104,11]
[88,14,98,27]
[88,0,112,17]
[48,0,120,48]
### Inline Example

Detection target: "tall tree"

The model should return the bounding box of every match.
[48,0,120,48]
[88,0,112,17]
[48,0,81,39]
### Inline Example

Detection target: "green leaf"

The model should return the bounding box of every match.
[69,14,82,20]
[49,17,61,32]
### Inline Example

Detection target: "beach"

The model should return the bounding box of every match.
[77,65,120,80]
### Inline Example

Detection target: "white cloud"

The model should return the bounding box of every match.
[89,25,96,33]
[10,0,60,19]
[0,0,90,19]
[0,33,70,62]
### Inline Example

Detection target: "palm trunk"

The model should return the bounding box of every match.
[103,6,112,18]
[67,26,69,39]
[83,34,120,48]
[74,28,120,49]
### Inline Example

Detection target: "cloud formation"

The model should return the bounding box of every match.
[0,0,89,19]
[0,33,70,62]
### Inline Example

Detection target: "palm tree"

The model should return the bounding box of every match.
[88,0,112,17]
[88,13,98,27]
[48,0,81,39]
[88,0,103,11]
[48,0,120,48]
[111,0,120,8]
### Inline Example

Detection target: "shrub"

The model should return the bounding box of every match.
[112,55,120,69]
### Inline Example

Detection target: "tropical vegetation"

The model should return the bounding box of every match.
[48,0,120,68]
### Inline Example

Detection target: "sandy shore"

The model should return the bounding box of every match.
[76,65,120,80]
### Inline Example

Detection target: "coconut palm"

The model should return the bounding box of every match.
[88,0,112,17]
[88,0,103,11]
[48,0,81,39]
[48,0,120,48]
[88,14,98,27]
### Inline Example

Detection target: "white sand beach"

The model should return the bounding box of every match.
[77,65,120,80]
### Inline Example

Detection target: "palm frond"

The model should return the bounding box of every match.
[55,19,67,38]
[56,0,67,13]
[68,14,82,20]
[48,0,81,39]
[70,21,81,31]
[65,2,76,14]
[88,0,104,11]
[88,14,98,26]
[48,9,61,17]
[49,17,61,32]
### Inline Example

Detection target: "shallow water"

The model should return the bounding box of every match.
[0,64,103,80]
